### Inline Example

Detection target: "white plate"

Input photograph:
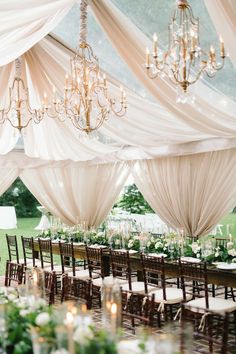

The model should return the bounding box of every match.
[73,242,85,246]
[52,239,66,243]
[216,263,236,270]
[180,256,201,263]
[148,253,168,258]
[89,244,108,249]
[115,249,138,254]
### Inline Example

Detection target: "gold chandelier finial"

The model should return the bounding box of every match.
[145,0,225,103]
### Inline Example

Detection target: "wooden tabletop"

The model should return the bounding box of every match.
[34,241,236,288]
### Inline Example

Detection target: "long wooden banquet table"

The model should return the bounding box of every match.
[34,241,236,288]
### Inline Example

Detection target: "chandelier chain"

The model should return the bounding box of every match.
[15,57,22,78]
[79,0,88,44]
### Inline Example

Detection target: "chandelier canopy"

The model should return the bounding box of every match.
[50,0,127,133]
[145,0,225,103]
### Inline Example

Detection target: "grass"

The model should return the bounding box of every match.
[0,213,236,276]
[0,217,40,275]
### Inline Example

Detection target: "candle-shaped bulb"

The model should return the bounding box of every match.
[219,35,225,57]
[65,73,69,88]
[153,33,158,57]
[43,92,48,107]
[210,45,215,54]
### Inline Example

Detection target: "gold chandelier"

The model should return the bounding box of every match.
[49,0,127,133]
[0,58,43,131]
[145,0,225,103]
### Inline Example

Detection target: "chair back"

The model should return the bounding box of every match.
[62,274,92,309]
[181,304,230,354]
[38,239,54,270]
[141,254,166,295]
[6,234,19,263]
[21,236,36,266]
[215,238,228,248]
[86,246,105,279]
[59,242,76,275]
[110,250,132,289]
[122,290,155,329]
[179,260,209,308]
[5,260,24,286]
[44,270,56,305]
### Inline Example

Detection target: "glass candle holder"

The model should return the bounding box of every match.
[102,278,121,337]
[25,267,45,301]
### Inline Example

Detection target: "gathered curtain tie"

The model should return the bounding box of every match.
[198,312,210,331]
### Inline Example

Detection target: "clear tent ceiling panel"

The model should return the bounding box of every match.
[52,0,236,101]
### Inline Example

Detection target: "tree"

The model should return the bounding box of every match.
[115,184,154,214]
[0,178,40,217]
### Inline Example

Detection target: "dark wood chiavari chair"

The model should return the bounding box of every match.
[179,260,236,322]
[122,290,155,332]
[44,270,56,305]
[5,260,24,286]
[141,254,187,324]
[109,249,151,293]
[21,236,41,267]
[86,246,112,305]
[61,273,92,309]
[59,241,93,280]
[6,234,24,264]
[180,304,234,354]
[212,237,236,300]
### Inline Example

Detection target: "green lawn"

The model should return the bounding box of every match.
[0,217,40,275]
[1,214,236,276]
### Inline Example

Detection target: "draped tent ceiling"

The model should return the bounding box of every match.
[0,0,236,234]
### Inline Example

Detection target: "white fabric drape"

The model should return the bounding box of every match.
[0,169,18,196]
[91,0,236,137]
[0,0,75,66]
[20,161,130,227]
[204,0,236,68]
[132,149,236,237]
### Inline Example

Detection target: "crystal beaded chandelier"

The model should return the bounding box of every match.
[145,0,225,103]
[0,58,43,131]
[50,0,127,133]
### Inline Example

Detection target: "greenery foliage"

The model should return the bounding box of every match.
[0,178,40,217]
[115,184,154,214]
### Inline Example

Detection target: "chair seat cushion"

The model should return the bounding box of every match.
[92,276,128,287]
[121,281,156,294]
[11,259,25,264]
[187,297,236,314]
[150,287,191,304]
[67,269,99,280]
[26,259,42,267]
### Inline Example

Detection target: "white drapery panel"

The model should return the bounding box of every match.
[20,161,130,227]
[91,0,236,137]
[0,0,75,66]
[0,169,18,196]
[132,149,236,237]
[204,0,236,68]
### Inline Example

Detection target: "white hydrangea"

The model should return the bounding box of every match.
[228,249,236,257]
[35,312,50,326]
[53,350,69,354]
[191,242,201,254]
[115,239,120,245]
[146,241,151,248]
[8,293,17,302]
[227,242,234,250]
[73,325,94,345]
[20,309,30,317]
[155,241,163,249]
[97,232,104,237]
[128,240,134,248]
